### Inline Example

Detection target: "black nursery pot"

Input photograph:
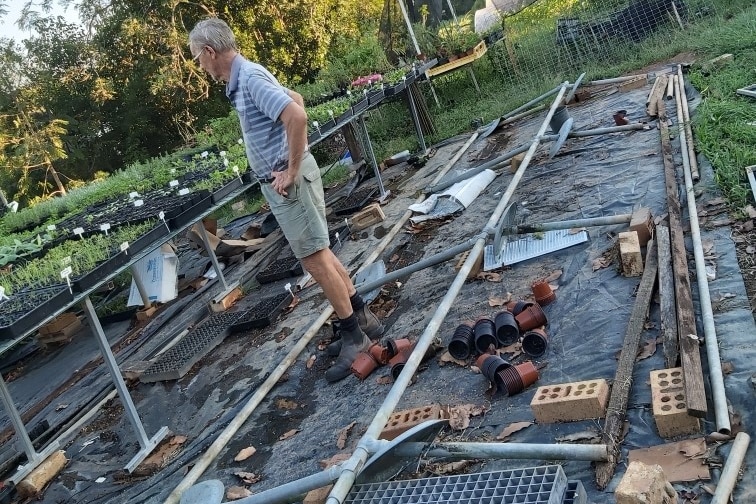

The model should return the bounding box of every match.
[473,318,497,353]
[494,310,520,346]
[448,322,475,360]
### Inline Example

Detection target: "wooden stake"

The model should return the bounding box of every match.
[646,75,668,117]
[657,98,707,417]
[665,75,675,99]
[677,65,699,181]
[595,240,658,489]
[656,224,679,368]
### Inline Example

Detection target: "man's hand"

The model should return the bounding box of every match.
[271,169,297,197]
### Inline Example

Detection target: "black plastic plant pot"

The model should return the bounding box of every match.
[241,171,254,185]
[128,224,169,257]
[477,354,513,389]
[494,310,520,346]
[229,292,292,333]
[319,118,337,133]
[73,250,130,293]
[307,130,321,145]
[448,322,475,360]
[506,300,529,316]
[521,328,549,358]
[473,318,497,354]
[99,307,138,325]
[255,255,303,284]
[211,177,244,204]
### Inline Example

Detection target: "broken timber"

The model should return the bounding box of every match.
[656,224,679,368]
[658,99,707,417]
[596,240,658,489]
[646,74,668,117]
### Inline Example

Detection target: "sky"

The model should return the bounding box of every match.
[1,0,81,43]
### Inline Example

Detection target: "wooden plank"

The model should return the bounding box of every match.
[595,240,658,489]
[426,41,487,78]
[657,99,707,417]
[656,224,679,368]
[646,75,668,117]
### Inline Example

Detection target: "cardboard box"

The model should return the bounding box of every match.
[127,243,178,307]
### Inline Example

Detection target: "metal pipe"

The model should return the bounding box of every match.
[391,442,609,461]
[674,74,731,434]
[325,82,571,504]
[503,84,562,119]
[711,433,751,504]
[501,103,547,125]
[355,233,486,295]
[242,465,344,504]
[564,72,586,105]
[428,123,648,194]
[166,132,481,504]
[677,65,699,181]
[514,213,632,233]
[397,0,421,56]
[588,74,646,86]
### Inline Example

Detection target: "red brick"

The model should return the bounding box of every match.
[379,404,442,441]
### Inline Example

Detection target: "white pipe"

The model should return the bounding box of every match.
[711,433,751,504]
[325,82,571,504]
[587,74,646,86]
[397,0,421,56]
[674,73,730,434]
[677,66,699,181]
[390,441,609,461]
[165,132,480,504]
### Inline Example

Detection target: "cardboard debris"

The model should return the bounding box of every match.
[628,438,710,482]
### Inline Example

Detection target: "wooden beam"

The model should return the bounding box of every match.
[646,75,668,117]
[596,240,658,489]
[656,224,679,368]
[657,99,708,417]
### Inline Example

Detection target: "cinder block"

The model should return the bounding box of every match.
[650,368,700,438]
[619,231,643,277]
[380,404,442,441]
[350,203,385,231]
[629,207,653,246]
[530,379,610,423]
[616,461,676,504]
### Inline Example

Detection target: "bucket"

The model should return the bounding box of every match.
[549,106,570,133]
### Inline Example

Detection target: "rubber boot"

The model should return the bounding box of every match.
[325,326,370,383]
[327,305,383,356]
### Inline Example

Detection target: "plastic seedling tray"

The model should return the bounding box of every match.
[384,81,405,96]
[333,185,378,216]
[73,250,130,293]
[0,287,74,341]
[256,255,304,284]
[352,98,369,116]
[229,292,292,333]
[128,224,170,256]
[368,89,385,106]
[168,192,212,229]
[211,177,244,204]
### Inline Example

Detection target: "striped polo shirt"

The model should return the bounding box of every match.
[226,55,293,179]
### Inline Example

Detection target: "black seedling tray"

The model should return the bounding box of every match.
[72,250,130,293]
[0,286,74,341]
[229,292,292,332]
[211,177,244,204]
[328,224,350,250]
[333,185,378,216]
[128,223,170,256]
[255,255,304,284]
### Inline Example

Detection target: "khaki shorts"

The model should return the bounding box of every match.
[261,153,329,259]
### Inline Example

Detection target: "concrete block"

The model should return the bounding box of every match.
[619,231,643,277]
[380,404,442,441]
[350,203,385,231]
[615,461,676,504]
[530,379,610,423]
[629,207,653,246]
[650,368,700,438]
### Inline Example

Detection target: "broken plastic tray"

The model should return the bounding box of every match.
[229,292,292,332]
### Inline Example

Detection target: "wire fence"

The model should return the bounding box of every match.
[484,0,745,88]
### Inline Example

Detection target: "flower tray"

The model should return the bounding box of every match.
[384,80,406,96]
[72,250,130,293]
[211,177,244,204]
[168,191,212,229]
[367,88,385,107]
[127,223,170,257]
[0,286,74,341]
[332,185,378,216]
[337,109,353,126]
[255,255,304,284]
[229,292,292,332]
[351,98,369,116]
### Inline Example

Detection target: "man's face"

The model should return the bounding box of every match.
[192,45,222,82]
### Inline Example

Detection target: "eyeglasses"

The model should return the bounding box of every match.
[192,47,207,61]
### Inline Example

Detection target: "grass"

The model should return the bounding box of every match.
[366,1,755,206]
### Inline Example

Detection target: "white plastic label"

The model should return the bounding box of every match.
[133,199,144,207]
[120,241,129,252]
[0,286,7,301]
[178,188,190,196]
[61,256,71,266]
[232,165,239,173]
[73,227,84,236]
[47,224,56,231]
[284,282,294,296]
[158,211,165,220]
[100,223,111,234]
[313,120,320,129]
[169,180,179,187]
[170,168,176,175]
[60,266,72,278]
[129,191,139,199]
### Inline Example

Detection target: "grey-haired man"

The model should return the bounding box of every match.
[189,18,383,382]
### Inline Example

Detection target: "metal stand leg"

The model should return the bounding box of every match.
[467,67,481,94]
[196,224,240,303]
[406,85,428,155]
[130,265,153,309]
[426,77,441,107]
[82,297,169,472]
[356,116,390,202]
[0,375,61,484]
